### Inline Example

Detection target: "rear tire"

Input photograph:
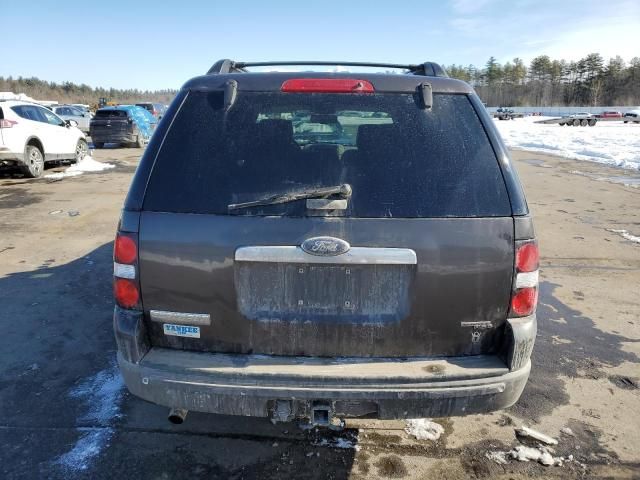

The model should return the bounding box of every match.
[588,119,596,126]
[580,119,588,126]
[93,142,104,149]
[21,144,45,178]
[75,138,88,163]
[572,120,580,126]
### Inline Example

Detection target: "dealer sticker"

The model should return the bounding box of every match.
[163,324,200,338]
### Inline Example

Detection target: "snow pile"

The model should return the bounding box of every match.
[404,418,445,441]
[510,445,563,466]
[486,425,573,468]
[55,363,124,472]
[494,116,640,171]
[44,155,115,179]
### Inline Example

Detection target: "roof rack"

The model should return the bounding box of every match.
[206,60,448,77]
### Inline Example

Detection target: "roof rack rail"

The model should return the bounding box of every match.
[206,60,448,77]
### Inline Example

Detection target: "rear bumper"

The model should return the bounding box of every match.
[90,130,137,144]
[118,350,530,419]
[114,307,535,419]
[0,150,23,163]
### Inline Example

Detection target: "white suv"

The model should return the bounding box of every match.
[0,100,88,177]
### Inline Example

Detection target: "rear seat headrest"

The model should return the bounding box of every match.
[356,124,400,151]
[253,119,295,146]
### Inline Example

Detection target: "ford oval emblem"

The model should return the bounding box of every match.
[301,237,350,256]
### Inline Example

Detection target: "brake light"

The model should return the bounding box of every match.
[114,278,140,308]
[115,235,137,264]
[510,240,539,317]
[516,243,539,272]
[113,232,141,309]
[0,119,17,128]
[281,79,375,93]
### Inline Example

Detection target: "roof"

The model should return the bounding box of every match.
[182,72,473,94]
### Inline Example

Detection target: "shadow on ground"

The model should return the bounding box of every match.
[0,243,357,479]
[509,280,639,421]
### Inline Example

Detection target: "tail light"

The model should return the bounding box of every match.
[0,119,18,128]
[281,79,375,93]
[509,240,539,317]
[114,231,141,310]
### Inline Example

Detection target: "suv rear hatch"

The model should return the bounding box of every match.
[137,82,514,358]
[91,109,131,139]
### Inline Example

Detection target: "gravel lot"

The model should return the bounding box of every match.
[0,148,639,479]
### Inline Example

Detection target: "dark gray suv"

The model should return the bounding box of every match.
[113,60,538,426]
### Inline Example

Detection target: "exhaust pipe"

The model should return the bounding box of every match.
[168,408,188,424]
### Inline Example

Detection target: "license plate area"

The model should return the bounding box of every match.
[235,262,414,324]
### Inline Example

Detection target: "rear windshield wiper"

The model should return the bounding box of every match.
[228,184,352,211]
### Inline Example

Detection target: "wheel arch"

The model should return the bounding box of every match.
[25,136,45,157]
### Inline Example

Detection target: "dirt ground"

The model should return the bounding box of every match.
[0,148,638,479]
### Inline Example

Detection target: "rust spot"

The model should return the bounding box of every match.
[423,364,445,375]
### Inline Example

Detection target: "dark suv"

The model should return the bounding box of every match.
[114,60,538,425]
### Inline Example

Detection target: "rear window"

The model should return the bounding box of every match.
[95,110,128,118]
[143,91,510,217]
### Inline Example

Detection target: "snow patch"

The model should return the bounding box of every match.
[607,229,640,244]
[44,155,115,179]
[56,429,114,471]
[494,116,640,171]
[404,418,444,441]
[54,363,124,472]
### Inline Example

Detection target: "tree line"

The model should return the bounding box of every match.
[446,53,640,107]
[0,76,177,106]
[3,53,639,108]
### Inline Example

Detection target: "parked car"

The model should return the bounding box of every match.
[0,100,87,177]
[598,111,622,118]
[113,59,538,426]
[623,110,640,123]
[49,105,91,133]
[70,104,94,118]
[135,102,167,120]
[90,105,157,148]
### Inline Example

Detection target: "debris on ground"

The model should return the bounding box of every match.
[560,427,575,437]
[68,210,80,217]
[515,425,558,445]
[49,210,63,215]
[485,451,509,465]
[510,445,563,466]
[404,418,445,441]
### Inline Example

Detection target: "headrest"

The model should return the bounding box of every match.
[254,119,294,146]
[356,124,400,151]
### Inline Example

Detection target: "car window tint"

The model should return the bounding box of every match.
[144,91,511,218]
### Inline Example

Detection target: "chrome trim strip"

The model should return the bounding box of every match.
[460,321,493,329]
[150,310,211,326]
[114,262,135,279]
[516,270,539,288]
[235,246,417,265]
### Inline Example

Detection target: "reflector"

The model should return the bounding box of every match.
[114,278,139,309]
[511,287,538,317]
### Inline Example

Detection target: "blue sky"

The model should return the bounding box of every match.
[1,0,638,90]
